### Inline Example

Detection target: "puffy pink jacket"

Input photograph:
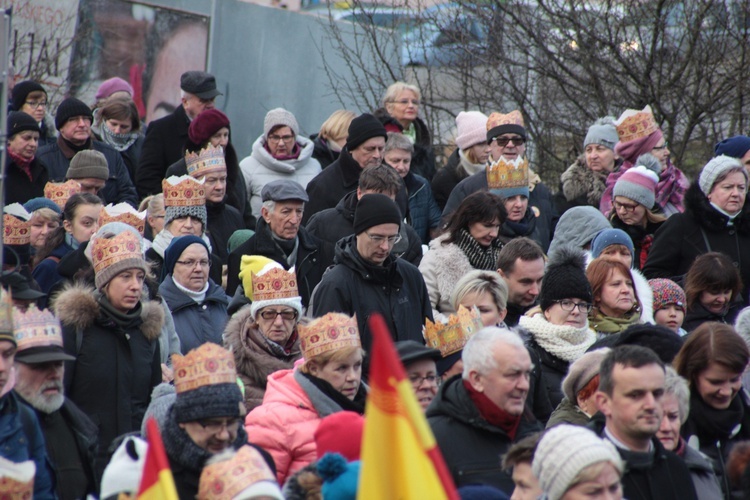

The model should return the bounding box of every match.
[244,368,321,485]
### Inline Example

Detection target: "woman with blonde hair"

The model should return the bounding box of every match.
[311,109,356,169]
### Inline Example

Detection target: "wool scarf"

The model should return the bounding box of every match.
[100,124,139,152]
[519,313,596,362]
[298,371,367,415]
[8,150,33,180]
[458,149,485,177]
[453,227,502,270]
[688,391,744,442]
[589,309,640,336]
[463,379,521,439]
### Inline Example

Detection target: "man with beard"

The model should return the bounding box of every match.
[590,345,696,500]
[12,305,98,499]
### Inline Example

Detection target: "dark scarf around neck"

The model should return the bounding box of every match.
[300,371,366,415]
[57,134,92,159]
[689,390,745,441]
[96,292,143,330]
[453,227,502,270]
[463,379,521,439]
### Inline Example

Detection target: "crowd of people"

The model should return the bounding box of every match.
[3,69,750,499]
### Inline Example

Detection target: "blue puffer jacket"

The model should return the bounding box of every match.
[403,171,441,245]
[159,275,229,354]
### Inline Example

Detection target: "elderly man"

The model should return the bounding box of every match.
[136,71,222,197]
[427,327,542,493]
[591,345,697,500]
[12,305,98,499]
[226,180,331,303]
[497,238,546,327]
[36,97,138,206]
[311,193,432,352]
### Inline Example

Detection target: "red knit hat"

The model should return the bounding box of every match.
[314,411,364,461]
[188,109,230,145]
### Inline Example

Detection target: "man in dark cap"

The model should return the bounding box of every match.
[302,113,387,223]
[225,179,332,305]
[136,70,222,197]
[395,340,442,411]
[311,193,433,353]
[0,271,45,311]
[36,97,138,206]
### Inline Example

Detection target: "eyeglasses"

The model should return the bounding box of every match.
[24,100,47,109]
[491,136,526,147]
[391,98,420,106]
[409,374,440,387]
[258,309,298,321]
[613,201,639,213]
[268,134,295,144]
[553,299,594,313]
[652,141,669,151]
[365,232,402,245]
[175,259,211,268]
[196,417,241,434]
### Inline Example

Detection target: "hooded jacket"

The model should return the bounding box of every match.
[240,134,321,218]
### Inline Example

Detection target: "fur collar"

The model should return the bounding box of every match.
[685,181,750,234]
[425,235,474,304]
[52,284,163,340]
[560,156,607,207]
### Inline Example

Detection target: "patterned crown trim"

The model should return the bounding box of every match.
[252,267,299,302]
[91,231,143,275]
[4,214,30,245]
[172,343,237,394]
[100,203,147,236]
[185,144,226,178]
[487,156,529,191]
[298,312,361,359]
[487,110,524,130]
[615,105,658,143]
[198,446,276,499]
[13,305,63,350]
[423,305,484,357]
[162,175,206,208]
[44,180,81,209]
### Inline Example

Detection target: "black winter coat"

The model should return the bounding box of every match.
[431,148,468,211]
[524,336,568,409]
[117,134,144,184]
[206,201,244,265]
[310,234,433,353]
[4,155,48,206]
[683,300,743,333]
[303,149,363,225]
[426,375,542,493]
[310,134,339,169]
[136,105,190,197]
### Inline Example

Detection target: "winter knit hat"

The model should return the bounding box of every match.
[562,348,610,402]
[314,411,365,461]
[614,324,684,363]
[66,150,109,181]
[7,111,39,137]
[163,235,209,276]
[189,108,230,145]
[23,197,61,215]
[533,425,623,500]
[172,343,243,423]
[539,246,592,312]
[140,383,176,438]
[11,80,45,112]
[162,175,208,228]
[612,165,659,209]
[715,135,750,159]
[95,77,134,100]
[346,113,387,151]
[92,230,149,290]
[353,193,402,234]
[227,229,254,254]
[584,116,618,150]
[54,97,93,130]
[264,107,299,140]
[590,228,634,261]
[699,155,747,197]
[100,436,148,500]
[317,454,360,500]
[649,278,685,313]
[455,111,489,150]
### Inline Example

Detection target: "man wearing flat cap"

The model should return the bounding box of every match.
[136,70,222,197]
[311,193,432,353]
[226,179,332,305]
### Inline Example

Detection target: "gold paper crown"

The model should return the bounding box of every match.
[99,203,147,235]
[487,110,524,130]
[0,457,34,498]
[4,214,30,245]
[13,305,64,351]
[172,343,237,394]
[614,105,658,143]
[0,289,13,338]
[487,156,529,191]
[252,267,299,302]
[44,180,82,209]
[186,144,226,179]
[198,445,276,500]
[162,176,206,208]
[423,306,483,357]
[299,312,361,359]
[91,230,143,276]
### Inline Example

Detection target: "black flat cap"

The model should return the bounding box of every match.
[180,71,222,100]
[0,272,46,301]
[261,179,309,203]
[395,340,442,366]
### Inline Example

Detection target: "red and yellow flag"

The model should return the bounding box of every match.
[358,313,459,500]
[137,418,179,500]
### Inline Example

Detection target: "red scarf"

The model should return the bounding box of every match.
[463,380,521,439]
[8,150,33,180]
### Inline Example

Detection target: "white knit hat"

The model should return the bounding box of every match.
[532,425,623,500]
[455,111,489,150]
[264,107,299,139]
[100,436,148,499]
[698,155,747,197]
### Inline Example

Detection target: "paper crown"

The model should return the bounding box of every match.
[4,206,30,245]
[44,180,82,209]
[91,230,143,276]
[0,457,34,498]
[172,343,237,394]
[252,267,299,302]
[614,105,658,143]
[486,110,524,130]
[487,156,529,192]
[299,312,361,359]
[162,175,206,208]
[99,203,147,235]
[13,305,63,350]
[198,446,276,500]
[186,144,226,179]
[0,289,13,339]
[423,306,483,357]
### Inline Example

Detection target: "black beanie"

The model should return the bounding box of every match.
[7,112,40,137]
[346,113,387,151]
[539,246,592,312]
[353,194,402,234]
[11,80,45,111]
[54,97,93,130]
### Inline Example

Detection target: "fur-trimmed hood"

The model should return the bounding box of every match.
[684,181,750,234]
[52,284,164,341]
[560,155,608,207]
